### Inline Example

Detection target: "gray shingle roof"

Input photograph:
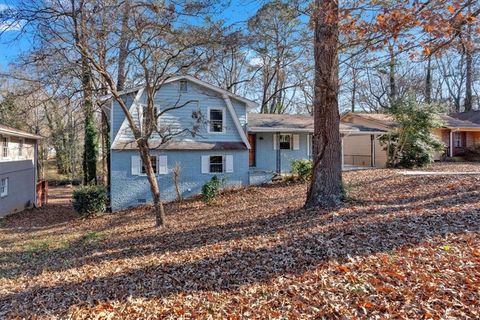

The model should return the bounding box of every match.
[450,111,480,126]
[247,113,386,134]
[112,140,247,151]
[0,124,43,139]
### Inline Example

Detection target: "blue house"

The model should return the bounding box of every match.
[108,76,385,211]
[108,75,255,211]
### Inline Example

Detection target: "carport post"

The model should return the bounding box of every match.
[341,134,344,170]
[449,130,453,158]
[370,134,376,167]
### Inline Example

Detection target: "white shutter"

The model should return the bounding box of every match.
[225,155,234,173]
[273,134,277,150]
[293,134,300,150]
[201,155,210,174]
[131,155,141,175]
[158,155,168,174]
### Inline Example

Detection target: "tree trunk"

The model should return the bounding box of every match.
[116,0,130,91]
[305,0,342,209]
[82,59,97,185]
[388,44,396,104]
[138,141,166,227]
[351,67,357,112]
[425,55,432,104]
[464,5,473,112]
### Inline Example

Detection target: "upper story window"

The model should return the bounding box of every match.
[1,136,8,158]
[0,178,8,197]
[209,108,224,133]
[179,80,188,93]
[279,134,292,150]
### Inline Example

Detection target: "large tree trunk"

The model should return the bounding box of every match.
[305,0,342,209]
[464,5,473,112]
[388,44,396,104]
[425,55,432,104]
[138,141,166,227]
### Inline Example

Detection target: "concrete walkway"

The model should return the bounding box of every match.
[401,171,480,176]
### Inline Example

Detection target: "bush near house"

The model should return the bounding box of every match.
[201,176,224,204]
[464,144,480,162]
[72,185,107,217]
[291,159,313,181]
[379,97,445,168]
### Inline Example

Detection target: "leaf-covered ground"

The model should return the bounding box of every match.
[1,163,479,319]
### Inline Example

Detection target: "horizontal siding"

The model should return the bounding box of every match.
[112,80,247,143]
[0,160,36,217]
[112,93,135,140]
[110,149,249,211]
[253,132,310,173]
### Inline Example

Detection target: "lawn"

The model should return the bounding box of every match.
[1,163,479,319]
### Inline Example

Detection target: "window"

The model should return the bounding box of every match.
[454,132,463,148]
[179,80,188,93]
[1,137,8,158]
[19,139,24,157]
[141,156,157,174]
[0,178,8,197]
[209,156,224,173]
[279,134,292,150]
[209,108,224,133]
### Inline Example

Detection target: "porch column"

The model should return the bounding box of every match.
[341,134,344,171]
[275,132,281,174]
[449,130,453,158]
[370,134,376,167]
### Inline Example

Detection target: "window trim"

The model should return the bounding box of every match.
[0,177,8,197]
[279,133,292,150]
[207,107,226,134]
[209,155,224,174]
[1,136,9,160]
[140,155,158,176]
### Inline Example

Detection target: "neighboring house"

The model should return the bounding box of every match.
[341,112,480,166]
[450,110,480,125]
[0,125,42,217]
[247,113,386,173]
[108,75,255,211]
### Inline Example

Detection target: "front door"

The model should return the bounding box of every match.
[248,134,256,167]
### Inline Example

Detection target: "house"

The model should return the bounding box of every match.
[0,124,42,217]
[108,78,388,211]
[450,110,480,125]
[247,113,386,174]
[108,75,255,211]
[341,112,480,166]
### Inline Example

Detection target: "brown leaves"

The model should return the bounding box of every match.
[1,163,480,318]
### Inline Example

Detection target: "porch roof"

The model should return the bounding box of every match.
[0,124,43,140]
[341,112,480,131]
[247,113,386,135]
[111,140,247,151]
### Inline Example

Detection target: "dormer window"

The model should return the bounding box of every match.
[208,108,224,133]
[179,80,188,93]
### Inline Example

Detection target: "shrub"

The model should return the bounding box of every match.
[291,159,313,181]
[379,96,445,168]
[72,185,107,217]
[201,176,224,204]
[464,144,480,162]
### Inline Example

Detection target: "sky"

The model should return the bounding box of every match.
[0,0,263,71]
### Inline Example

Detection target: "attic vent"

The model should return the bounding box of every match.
[179,80,188,93]
[137,199,147,204]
